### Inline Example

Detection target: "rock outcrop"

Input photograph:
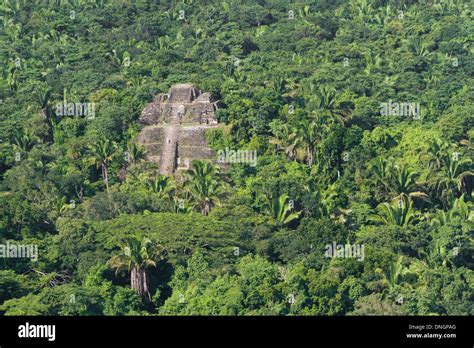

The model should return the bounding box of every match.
[136,84,219,175]
[139,83,219,126]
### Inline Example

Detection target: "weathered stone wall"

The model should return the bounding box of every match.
[179,127,211,147]
[139,83,218,125]
[178,145,215,163]
[136,84,220,175]
[180,127,216,159]
[136,126,166,144]
[140,95,167,125]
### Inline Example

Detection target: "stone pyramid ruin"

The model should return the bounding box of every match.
[136,84,220,175]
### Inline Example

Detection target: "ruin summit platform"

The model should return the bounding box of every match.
[136,84,220,175]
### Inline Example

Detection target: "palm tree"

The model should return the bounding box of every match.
[269,124,298,161]
[459,134,474,152]
[87,138,117,193]
[297,117,326,167]
[184,160,224,216]
[389,165,429,201]
[126,143,145,165]
[371,158,392,192]
[373,4,394,25]
[370,193,416,227]
[148,175,174,199]
[313,85,336,111]
[363,52,382,75]
[390,165,418,194]
[35,86,53,120]
[271,74,287,94]
[265,193,301,225]
[11,129,35,152]
[155,35,177,50]
[172,196,193,214]
[405,37,431,57]
[3,59,19,90]
[301,181,338,219]
[431,194,473,226]
[378,256,409,291]
[430,152,473,196]
[107,49,131,68]
[425,138,449,171]
[108,237,166,301]
[308,86,353,126]
[221,1,230,12]
[35,86,61,141]
[371,159,428,201]
[426,240,451,268]
[349,0,375,22]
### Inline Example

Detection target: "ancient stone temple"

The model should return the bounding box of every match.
[136,84,219,175]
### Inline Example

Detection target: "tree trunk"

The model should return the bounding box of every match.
[287,145,296,161]
[143,270,151,302]
[102,163,109,192]
[307,145,313,167]
[202,199,211,216]
[131,266,152,302]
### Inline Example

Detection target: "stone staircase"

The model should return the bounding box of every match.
[159,126,179,175]
[158,105,181,174]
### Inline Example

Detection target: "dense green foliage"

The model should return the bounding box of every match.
[0,0,473,315]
